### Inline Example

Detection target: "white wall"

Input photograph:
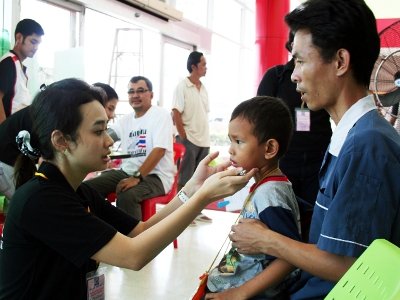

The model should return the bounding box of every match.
[365,0,400,18]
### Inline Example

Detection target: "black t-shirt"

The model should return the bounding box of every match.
[257,59,332,153]
[0,106,35,166]
[0,51,18,117]
[0,162,138,299]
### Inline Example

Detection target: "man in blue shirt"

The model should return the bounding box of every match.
[229,0,400,299]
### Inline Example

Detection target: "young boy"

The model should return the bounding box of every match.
[206,96,302,299]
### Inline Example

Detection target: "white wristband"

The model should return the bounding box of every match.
[177,189,190,203]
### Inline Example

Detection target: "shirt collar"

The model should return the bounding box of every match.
[184,77,194,87]
[37,161,75,192]
[10,50,20,60]
[329,94,376,156]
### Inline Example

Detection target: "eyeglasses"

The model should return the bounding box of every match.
[127,88,149,95]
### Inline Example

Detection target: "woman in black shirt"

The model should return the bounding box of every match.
[0,78,255,300]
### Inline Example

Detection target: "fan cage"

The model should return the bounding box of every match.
[371,20,400,132]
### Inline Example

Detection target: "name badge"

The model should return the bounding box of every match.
[295,108,311,132]
[87,268,105,300]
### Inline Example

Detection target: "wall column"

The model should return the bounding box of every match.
[255,0,290,83]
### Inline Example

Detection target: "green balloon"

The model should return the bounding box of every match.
[0,29,11,57]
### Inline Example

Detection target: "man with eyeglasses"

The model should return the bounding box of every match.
[85,76,175,220]
[0,19,44,125]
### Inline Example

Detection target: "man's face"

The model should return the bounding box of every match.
[193,56,207,77]
[291,29,339,112]
[127,80,153,115]
[17,33,42,59]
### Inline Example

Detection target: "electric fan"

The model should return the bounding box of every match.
[371,20,400,132]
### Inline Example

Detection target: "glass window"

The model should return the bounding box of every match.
[20,0,78,93]
[84,8,162,117]
[0,0,12,56]
[160,38,192,110]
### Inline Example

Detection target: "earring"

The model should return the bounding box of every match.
[64,148,68,155]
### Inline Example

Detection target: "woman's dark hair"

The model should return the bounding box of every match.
[14,154,37,189]
[285,0,380,87]
[14,78,104,188]
[187,51,204,73]
[93,82,119,102]
[230,96,293,159]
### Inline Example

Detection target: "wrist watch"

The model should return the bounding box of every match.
[132,170,143,182]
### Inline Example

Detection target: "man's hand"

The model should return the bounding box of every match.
[116,177,140,193]
[205,287,246,300]
[230,219,271,255]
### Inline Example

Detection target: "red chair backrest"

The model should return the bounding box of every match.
[173,142,185,165]
[173,142,185,174]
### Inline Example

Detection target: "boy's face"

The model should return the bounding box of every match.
[228,116,266,172]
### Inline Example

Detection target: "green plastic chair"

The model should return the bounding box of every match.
[325,239,400,300]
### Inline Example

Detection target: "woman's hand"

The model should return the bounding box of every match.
[184,152,229,196]
[183,152,256,205]
[195,167,255,204]
[185,152,255,196]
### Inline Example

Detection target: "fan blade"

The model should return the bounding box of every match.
[379,88,400,106]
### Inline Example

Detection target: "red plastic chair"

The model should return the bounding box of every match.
[106,142,186,249]
[0,212,5,236]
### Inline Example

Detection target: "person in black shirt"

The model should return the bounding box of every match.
[0,78,255,300]
[0,106,36,200]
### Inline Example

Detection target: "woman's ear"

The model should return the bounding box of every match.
[50,130,69,153]
[264,138,279,160]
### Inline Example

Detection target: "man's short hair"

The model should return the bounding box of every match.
[15,19,44,38]
[187,51,204,73]
[285,0,379,87]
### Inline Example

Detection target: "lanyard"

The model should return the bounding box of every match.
[206,167,285,273]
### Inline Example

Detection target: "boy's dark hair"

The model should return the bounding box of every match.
[230,96,293,159]
[93,82,119,102]
[285,0,379,87]
[129,76,153,92]
[187,51,204,73]
[15,19,44,38]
